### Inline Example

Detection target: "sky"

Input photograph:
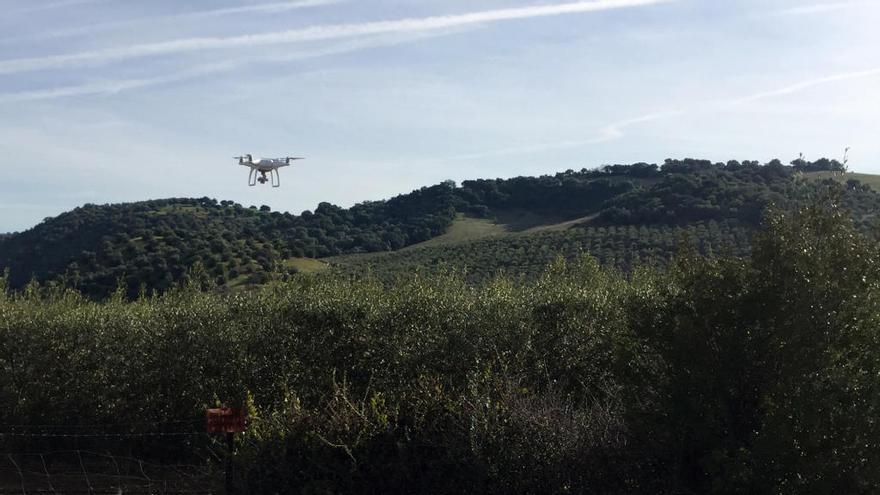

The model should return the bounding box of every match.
[0,0,878,232]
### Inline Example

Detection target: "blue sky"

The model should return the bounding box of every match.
[0,0,878,232]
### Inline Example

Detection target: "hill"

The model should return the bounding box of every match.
[1,157,877,298]
[0,186,458,298]
[806,170,880,191]
[328,218,754,283]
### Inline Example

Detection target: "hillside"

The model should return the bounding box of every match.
[1,157,877,298]
[328,218,754,283]
[0,186,457,298]
[806,170,880,191]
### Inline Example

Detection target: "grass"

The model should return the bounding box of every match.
[226,273,254,289]
[520,214,599,233]
[804,171,880,190]
[410,215,508,248]
[410,211,596,248]
[325,212,599,270]
[283,257,330,274]
[493,210,573,232]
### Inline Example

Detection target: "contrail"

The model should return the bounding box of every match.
[0,30,455,103]
[435,65,880,161]
[773,1,868,16]
[10,0,110,15]
[0,0,675,75]
[2,0,344,45]
[729,67,880,105]
[0,63,236,104]
[432,111,684,162]
[594,111,684,142]
[184,0,343,17]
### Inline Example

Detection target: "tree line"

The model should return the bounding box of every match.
[0,157,871,299]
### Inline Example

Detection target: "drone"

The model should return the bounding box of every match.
[236,154,304,187]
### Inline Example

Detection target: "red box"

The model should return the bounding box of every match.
[206,408,247,433]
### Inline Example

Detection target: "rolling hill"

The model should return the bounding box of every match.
[1,158,876,298]
[327,217,754,283]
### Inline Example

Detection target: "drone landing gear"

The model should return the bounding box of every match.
[246,168,281,187]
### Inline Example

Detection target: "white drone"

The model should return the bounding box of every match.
[236,154,304,187]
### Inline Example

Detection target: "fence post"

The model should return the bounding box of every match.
[226,431,235,495]
[206,408,246,495]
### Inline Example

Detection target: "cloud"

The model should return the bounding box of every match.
[182,0,343,17]
[432,110,684,162]
[0,30,459,103]
[2,0,344,45]
[435,64,880,162]
[594,111,684,141]
[0,0,675,75]
[9,0,109,15]
[728,67,880,106]
[773,1,868,16]
[0,62,234,104]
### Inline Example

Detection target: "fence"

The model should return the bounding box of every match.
[0,424,222,494]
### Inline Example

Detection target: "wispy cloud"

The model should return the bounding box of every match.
[0,63,235,104]
[728,67,880,105]
[432,110,684,162]
[10,0,109,15]
[0,30,458,103]
[773,1,868,16]
[181,0,343,17]
[0,0,675,75]
[2,0,344,45]
[595,67,880,144]
[594,111,683,141]
[437,65,880,161]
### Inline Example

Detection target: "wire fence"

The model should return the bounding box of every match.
[0,425,223,494]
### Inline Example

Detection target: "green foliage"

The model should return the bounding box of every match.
[597,159,795,224]
[331,220,754,283]
[2,197,880,493]
[790,157,846,173]
[0,186,457,298]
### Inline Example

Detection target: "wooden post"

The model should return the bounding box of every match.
[226,431,235,495]
[206,408,246,495]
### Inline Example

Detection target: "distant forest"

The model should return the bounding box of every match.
[0,157,873,298]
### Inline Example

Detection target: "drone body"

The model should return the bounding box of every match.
[236,154,304,187]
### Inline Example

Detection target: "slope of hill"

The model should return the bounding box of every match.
[328,219,754,283]
[0,157,875,298]
[806,170,880,191]
[0,184,458,298]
